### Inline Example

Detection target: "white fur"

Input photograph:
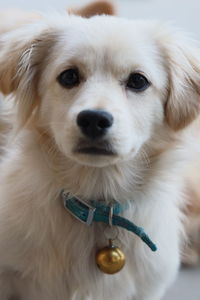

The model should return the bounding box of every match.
[0,14,200,300]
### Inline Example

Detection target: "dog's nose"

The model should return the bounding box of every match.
[77,110,113,139]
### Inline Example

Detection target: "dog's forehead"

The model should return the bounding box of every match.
[56,17,157,60]
[50,16,164,83]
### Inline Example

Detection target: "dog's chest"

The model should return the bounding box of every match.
[4,165,183,300]
[15,213,138,300]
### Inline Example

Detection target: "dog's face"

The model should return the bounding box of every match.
[0,16,200,167]
[39,18,167,167]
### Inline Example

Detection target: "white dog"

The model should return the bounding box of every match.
[0,13,200,300]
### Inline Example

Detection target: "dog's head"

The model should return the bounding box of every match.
[0,16,200,167]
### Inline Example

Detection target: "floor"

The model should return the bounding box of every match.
[162,266,200,300]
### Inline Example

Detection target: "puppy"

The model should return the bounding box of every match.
[0,13,200,300]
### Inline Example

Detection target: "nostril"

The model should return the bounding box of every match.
[98,115,113,129]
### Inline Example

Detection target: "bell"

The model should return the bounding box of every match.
[95,239,126,274]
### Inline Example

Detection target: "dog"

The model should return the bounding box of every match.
[0,11,200,300]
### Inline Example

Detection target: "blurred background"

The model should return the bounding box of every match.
[0,0,199,299]
[1,0,200,38]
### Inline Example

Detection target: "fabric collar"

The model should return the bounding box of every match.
[62,191,157,252]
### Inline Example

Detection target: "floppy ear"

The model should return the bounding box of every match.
[68,1,116,18]
[0,23,56,127]
[159,28,200,130]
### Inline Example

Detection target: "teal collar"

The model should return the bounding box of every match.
[62,191,157,252]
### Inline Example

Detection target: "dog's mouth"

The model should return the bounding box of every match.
[74,139,116,156]
[76,147,115,155]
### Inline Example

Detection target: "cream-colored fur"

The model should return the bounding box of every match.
[0,14,200,300]
[182,158,200,265]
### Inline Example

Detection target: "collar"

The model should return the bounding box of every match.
[62,191,157,252]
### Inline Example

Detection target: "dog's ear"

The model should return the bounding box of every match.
[158,28,200,130]
[0,23,56,127]
[68,1,116,18]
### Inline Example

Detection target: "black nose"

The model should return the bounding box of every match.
[77,110,113,139]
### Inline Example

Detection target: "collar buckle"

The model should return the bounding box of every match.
[62,191,96,225]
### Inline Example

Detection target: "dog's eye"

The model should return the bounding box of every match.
[126,73,150,92]
[57,68,80,88]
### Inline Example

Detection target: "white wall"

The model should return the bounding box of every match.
[118,0,200,38]
[0,0,199,38]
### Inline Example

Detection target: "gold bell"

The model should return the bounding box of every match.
[95,239,126,274]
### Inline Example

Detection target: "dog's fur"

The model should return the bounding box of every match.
[182,160,200,266]
[0,12,200,300]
